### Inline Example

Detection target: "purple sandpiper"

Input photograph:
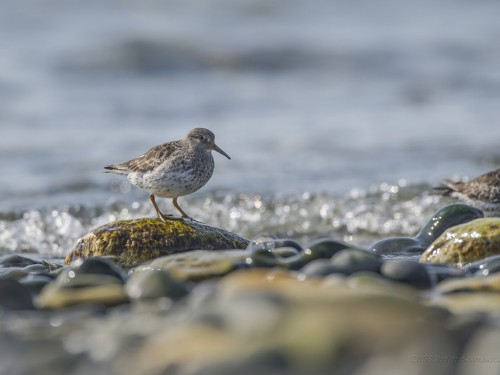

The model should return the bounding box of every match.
[435,168,500,216]
[105,128,230,221]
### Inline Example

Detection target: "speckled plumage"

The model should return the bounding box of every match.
[105,128,230,221]
[436,168,500,216]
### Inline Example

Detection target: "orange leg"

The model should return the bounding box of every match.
[149,195,180,221]
[172,197,193,220]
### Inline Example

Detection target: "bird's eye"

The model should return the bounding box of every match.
[193,133,209,142]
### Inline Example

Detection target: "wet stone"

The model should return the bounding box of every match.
[126,269,188,301]
[246,237,303,251]
[413,204,484,249]
[435,273,500,294]
[464,255,500,277]
[66,218,249,266]
[300,259,342,278]
[307,238,359,258]
[0,259,58,281]
[134,250,250,282]
[381,259,434,289]
[248,238,358,270]
[118,268,456,375]
[420,218,500,267]
[36,267,128,309]
[0,254,42,268]
[72,257,128,283]
[0,267,31,280]
[423,263,467,283]
[273,247,301,258]
[329,248,383,275]
[369,237,424,255]
[429,292,500,316]
[370,204,483,256]
[246,239,303,268]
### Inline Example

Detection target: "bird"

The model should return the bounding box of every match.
[105,128,230,221]
[435,168,500,216]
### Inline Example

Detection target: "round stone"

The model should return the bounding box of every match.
[420,218,500,267]
[73,257,128,283]
[66,218,249,266]
[126,269,188,301]
[300,260,342,278]
[329,249,383,275]
[369,204,483,256]
[381,259,434,289]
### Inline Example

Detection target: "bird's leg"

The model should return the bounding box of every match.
[149,195,180,221]
[172,197,200,222]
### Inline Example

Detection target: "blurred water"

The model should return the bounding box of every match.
[0,0,499,255]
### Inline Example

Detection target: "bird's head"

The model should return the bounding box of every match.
[187,128,231,159]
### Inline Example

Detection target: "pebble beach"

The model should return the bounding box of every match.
[2,0,500,374]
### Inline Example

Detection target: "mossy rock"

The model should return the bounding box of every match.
[65,218,249,266]
[369,204,483,256]
[420,218,500,267]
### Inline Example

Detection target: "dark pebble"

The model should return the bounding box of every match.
[423,263,467,283]
[75,257,128,283]
[463,255,500,277]
[23,264,51,274]
[273,247,301,258]
[247,238,303,252]
[0,254,42,268]
[329,249,383,275]
[126,270,188,301]
[307,238,355,258]
[369,237,424,255]
[381,259,434,289]
[301,259,342,278]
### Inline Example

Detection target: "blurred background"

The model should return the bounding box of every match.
[1,0,500,254]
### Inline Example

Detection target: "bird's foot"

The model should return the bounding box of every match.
[182,215,204,224]
[157,213,183,222]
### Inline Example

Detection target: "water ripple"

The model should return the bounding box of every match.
[0,183,445,256]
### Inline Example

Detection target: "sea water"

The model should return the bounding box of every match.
[1,0,499,256]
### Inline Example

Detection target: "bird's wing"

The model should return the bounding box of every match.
[105,141,183,174]
[465,169,500,202]
[434,179,463,196]
[439,169,500,203]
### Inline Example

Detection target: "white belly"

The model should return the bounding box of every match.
[127,168,212,198]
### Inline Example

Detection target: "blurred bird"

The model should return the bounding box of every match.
[435,168,500,216]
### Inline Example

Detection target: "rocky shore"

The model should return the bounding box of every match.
[1,203,500,375]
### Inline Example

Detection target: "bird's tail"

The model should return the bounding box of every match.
[433,179,460,197]
[104,164,129,175]
[433,185,453,197]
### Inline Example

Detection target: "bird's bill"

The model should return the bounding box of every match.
[213,144,231,159]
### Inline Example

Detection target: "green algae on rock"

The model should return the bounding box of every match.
[420,218,500,267]
[369,204,484,256]
[65,218,249,266]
